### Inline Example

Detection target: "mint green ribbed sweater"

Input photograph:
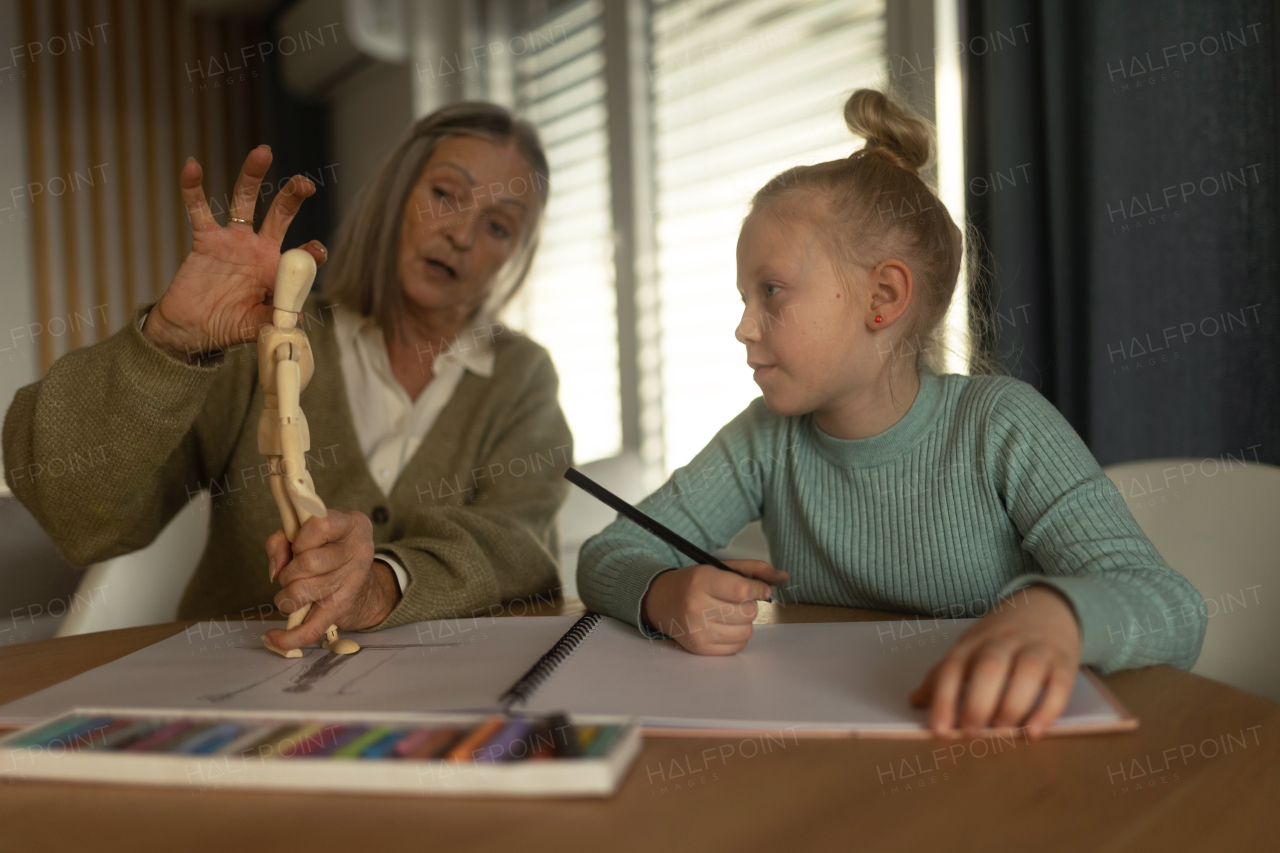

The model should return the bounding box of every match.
[577,364,1206,675]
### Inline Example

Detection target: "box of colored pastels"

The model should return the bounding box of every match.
[0,707,642,796]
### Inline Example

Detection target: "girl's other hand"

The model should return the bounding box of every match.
[641,560,789,655]
[908,585,1082,741]
[142,146,329,363]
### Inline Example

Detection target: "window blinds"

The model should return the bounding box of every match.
[508,0,621,464]
[649,0,887,470]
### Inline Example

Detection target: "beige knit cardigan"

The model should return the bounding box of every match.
[2,294,573,630]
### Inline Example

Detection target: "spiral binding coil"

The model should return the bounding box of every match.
[499,613,602,708]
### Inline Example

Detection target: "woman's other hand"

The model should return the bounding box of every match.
[142,145,329,362]
[641,560,788,655]
[261,510,401,651]
[908,585,1083,741]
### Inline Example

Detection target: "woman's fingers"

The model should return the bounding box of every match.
[275,542,350,587]
[264,599,332,650]
[299,239,329,270]
[264,529,292,583]
[179,157,216,231]
[229,144,272,227]
[258,174,316,246]
[291,509,355,553]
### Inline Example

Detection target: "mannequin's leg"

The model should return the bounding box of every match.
[268,457,300,545]
[265,456,307,659]
[275,358,327,518]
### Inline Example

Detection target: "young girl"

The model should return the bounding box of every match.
[577,88,1206,741]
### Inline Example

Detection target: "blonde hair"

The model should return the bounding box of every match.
[748,88,999,377]
[322,102,550,345]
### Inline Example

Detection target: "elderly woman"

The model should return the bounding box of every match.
[2,103,571,653]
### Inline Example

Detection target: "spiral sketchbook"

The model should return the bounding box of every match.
[0,613,1135,738]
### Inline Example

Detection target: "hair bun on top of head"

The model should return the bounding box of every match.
[843,89,931,176]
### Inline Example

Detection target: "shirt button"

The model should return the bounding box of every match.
[372,506,389,524]
[379,468,390,478]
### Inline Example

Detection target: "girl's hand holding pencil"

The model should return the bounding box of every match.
[908,585,1083,741]
[641,561,789,655]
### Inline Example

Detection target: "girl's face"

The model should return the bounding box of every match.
[734,208,900,416]
[397,135,536,319]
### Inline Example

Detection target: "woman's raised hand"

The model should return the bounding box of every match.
[142,145,329,362]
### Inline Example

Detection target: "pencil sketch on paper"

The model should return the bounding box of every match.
[200,642,466,703]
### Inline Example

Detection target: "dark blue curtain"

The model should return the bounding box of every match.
[962,0,1279,466]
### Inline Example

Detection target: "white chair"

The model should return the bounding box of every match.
[55,491,210,636]
[557,453,647,598]
[1101,458,1280,702]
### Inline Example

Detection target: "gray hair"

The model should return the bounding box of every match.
[322,101,550,344]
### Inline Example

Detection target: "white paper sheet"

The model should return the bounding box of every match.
[1,614,1126,734]
[523,617,1124,732]
[0,616,581,726]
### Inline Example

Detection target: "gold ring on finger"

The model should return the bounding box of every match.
[229,216,253,226]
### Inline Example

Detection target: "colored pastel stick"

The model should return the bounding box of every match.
[151,721,214,753]
[408,728,463,759]
[445,716,506,762]
[54,717,119,751]
[71,718,134,751]
[583,725,623,757]
[219,723,290,757]
[392,727,439,757]
[287,724,345,758]
[547,714,580,757]
[267,724,324,758]
[360,729,409,759]
[474,719,533,763]
[334,726,392,758]
[9,715,95,748]
[29,712,117,747]
[100,721,156,750]
[522,722,555,760]
[175,723,242,755]
[252,724,317,758]
[126,720,197,752]
[310,726,371,757]
[574,726,600,752]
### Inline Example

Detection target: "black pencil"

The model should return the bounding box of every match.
[564,466,752,580]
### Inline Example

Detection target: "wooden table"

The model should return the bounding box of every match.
[0,598,1276,852]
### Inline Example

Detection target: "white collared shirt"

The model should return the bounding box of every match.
[332,303,495,497]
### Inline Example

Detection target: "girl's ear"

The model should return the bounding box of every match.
[866,258,913,329]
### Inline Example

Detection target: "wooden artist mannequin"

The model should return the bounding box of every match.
[259,248,359,658]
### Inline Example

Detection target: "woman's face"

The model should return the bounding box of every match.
[397,134,538,320]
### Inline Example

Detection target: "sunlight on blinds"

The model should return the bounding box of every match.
[650,0,887,471]
[505,0,621,464]
[934,0,969,375]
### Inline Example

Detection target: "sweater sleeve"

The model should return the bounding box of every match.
[364,348,573,629]
[576,398,781,636]
[2,303,251,567]
[983,379,1207,675]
